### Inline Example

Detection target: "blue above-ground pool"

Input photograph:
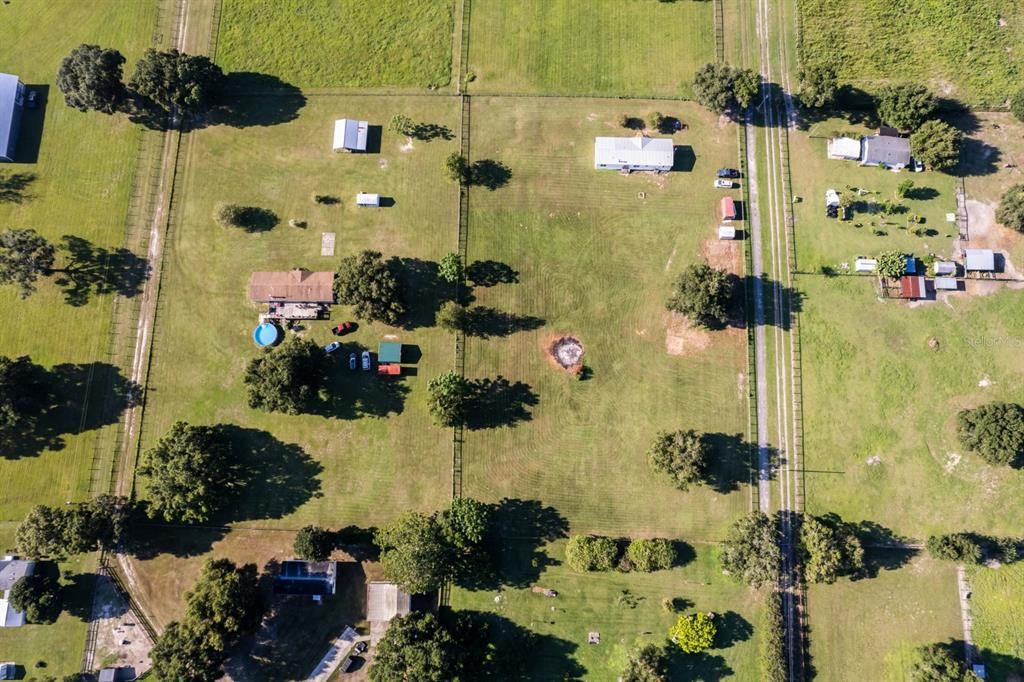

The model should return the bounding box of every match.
[253,322,281,347]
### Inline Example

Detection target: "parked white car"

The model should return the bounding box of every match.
[714,179,734,189]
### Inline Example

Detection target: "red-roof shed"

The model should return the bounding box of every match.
[720,197,737,221]
[900,275,926,300]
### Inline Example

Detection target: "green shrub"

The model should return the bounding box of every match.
[565,535,619,572]
[926,533,982,564]
[957,402,1024,466]
[626,538,677,572]
[669,612,716,653]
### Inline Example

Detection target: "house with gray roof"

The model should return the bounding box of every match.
[594,136,674,172]
[0,74,25,162]
[0,556,36,627]
[333,118,368,153]
[860,134,911,169]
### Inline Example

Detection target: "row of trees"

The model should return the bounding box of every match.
[564,535,676,573]
[17,496,128,558]
[58,43,223,119]
[150,559,264,682]
[926,531,1020,565]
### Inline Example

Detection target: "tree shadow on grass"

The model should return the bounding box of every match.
[473,498,568,590]
[701,432,761,494]
[54,235,150,306]
[455,610,586,681]
[410,122,454,141]
[953,136,1001,177]
[469,160,512,190]
[0,171,37,203]
[61,570,104,623]
[666,647,733,681]
[467,260,519,287]
[318,341,410,419]
[128,525,229,560]
[712,611,753,649]
[465,377,538,430]
[389,257,454,330]
[463,307,545,338]
[0,361,140,459]
[905,186,940,201]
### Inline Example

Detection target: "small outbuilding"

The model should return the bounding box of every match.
[854,258,877,273]
[720,196,737,221]
[0,556,35,627]
[367,581,411,622]
[934,277,958,291]
[718,225,736,240]
[273,560,338,597]
[905,256,917,275]
[333,118,369,153]
[97,669,118,682]
[378,342,402,364]
[0,662,15,681]
[594,136,674,172]
[827,137,861,161]
[356,192,380,208]
[933,261,956,276]
[0,73,25,163]
[825,189,840,208]
[964,248,995,272]
[900,275,926,300]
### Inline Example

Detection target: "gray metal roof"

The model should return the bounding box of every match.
[964,248,995,271]
[861,135,911,167]
[0,74,24,162]
[333,118,368,151]
[0,557,34,591]
[594,136,674,169]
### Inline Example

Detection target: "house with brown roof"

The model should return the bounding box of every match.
[248,269,335,304]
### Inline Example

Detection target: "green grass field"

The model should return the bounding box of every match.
[969,562,1024,680]
[451,541,762,681]
[0,2,156,512]
[461,97,750,541]
[796,0,1024,106]
[467,0,715,97]
[806,551,962,682]
[216,0,455,90]
[138,95,460,530]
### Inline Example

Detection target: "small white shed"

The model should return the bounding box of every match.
[718,225,737,240]
[356,192,380,208]
[827,137,862,161]
[854,258,877,273]
[964,248,995,272]
[934,277,958,290]
[825,189,841,208]
[333,118,368,153]
[933,261,956,276]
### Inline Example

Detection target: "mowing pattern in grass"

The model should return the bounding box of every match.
[969,562,1024,679]
[799,276,1024,539]
[468,0,714,97]
[806,552,962,681]
[217,0,455,89]
[0,1,156,516]
[451,542,761,681]
[797,0,1024,106]
[138,96,459,530]
[462,98,749,541]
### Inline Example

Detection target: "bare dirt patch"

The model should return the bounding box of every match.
[399,137,414,152]
[92,574,153,677]
[664,312,712,357]
[701,237,742,274]
[543,334,584,374]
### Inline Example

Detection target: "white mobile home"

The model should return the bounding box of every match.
[0,74,25,163]
[356,192,380,208]
[594,136,673,172]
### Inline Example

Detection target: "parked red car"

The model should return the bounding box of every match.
[332,322,357,336]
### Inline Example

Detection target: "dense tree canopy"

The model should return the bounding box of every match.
[0,228,56,298]
[565,535,619,572]
[798,515,865,584]
[56,44,127,113]
[693,63,759,114]
[244,336,331,414]
[17,495,129,558]
[909,642,977,682]
[621,643,669,682]
[370,612,467,682]
[626,538,676,572]
[926,533,982,564]
[0,354,46,433]
[760,589,787,682]
[294,525,334,562]
[139,421,235,523]
[9,570,62,624]
[910,120,962,171]
[334,250,406,325]
[375,511,450,594]
[667,262,735,328]
[444,152,470,184]
[648,429,709,491]
[438,252,464,283]
[426,371,471,427]
[996,184,1024,233]
[876,83,936,131]
[436,301,469,333]
[719,511,781,588]
[129,48,224,117]
[797,62,839,109]
[669,612,717,653]
[150,620,224,682]
[957,401,1024,466]
[876,250,909,279]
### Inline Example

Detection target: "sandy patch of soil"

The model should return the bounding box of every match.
[378,158,389,169]
[92,573,152,677]
[542,334,584,374]
[664,312,712,357]
[701,237,742,274]
[944,452,962,473]
[399,137,414,152]
[866,455,882,466]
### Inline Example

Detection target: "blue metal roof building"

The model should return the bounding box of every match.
[0,74,25,163]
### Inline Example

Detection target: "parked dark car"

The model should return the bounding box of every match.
[354,641,368,654]
[717,168,740,179]
[332,322,357,336]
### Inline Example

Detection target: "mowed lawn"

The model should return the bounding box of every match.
[806,552,962,682]
[467,0,714,97]
[0,2,156,515]
[789,119,960,273]
[451,542,762,681]
[969,562,1024,680]
[797,0,1024,106]
[216,0,455,90]
[138,95,459,533]
[462,98,750,541]
[798,274,1024,539]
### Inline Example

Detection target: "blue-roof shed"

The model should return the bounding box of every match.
[378,342,402,364]
[0,74,25,162]
[904,256,916,274]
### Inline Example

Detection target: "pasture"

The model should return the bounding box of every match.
[450,541,762,681]
[969,561,1024,680]
[216,0,455,90]
[796,0,1024,106]
[467,0,715,97]
[805,551,962,681]
[461,97,751,541]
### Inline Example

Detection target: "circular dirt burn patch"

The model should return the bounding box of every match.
[548,336,584,374]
